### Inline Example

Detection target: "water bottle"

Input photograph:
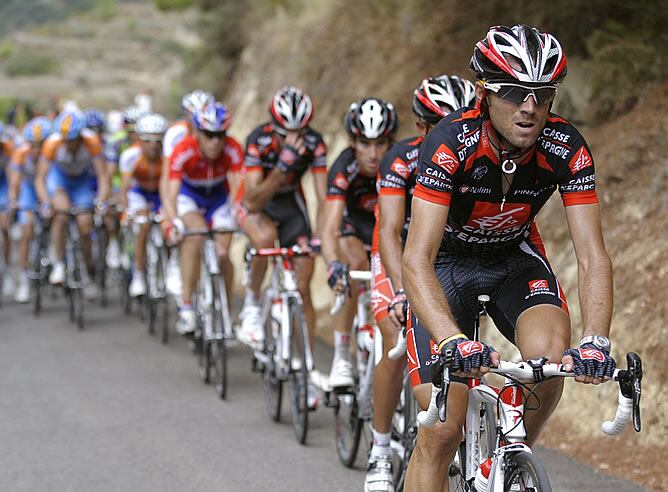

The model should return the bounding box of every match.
[474,457,493,491]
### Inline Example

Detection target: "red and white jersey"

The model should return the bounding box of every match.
[40,128,102,177]
[169,135,243,195]
[162,120,191,160]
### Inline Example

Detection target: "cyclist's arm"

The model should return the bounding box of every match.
[378,194,406,290]
[159,156,170,202]
[564,203,613,338]
[402,197,461,342]
[34,156,51,205]
[320,197,345,265]
[162,178,181,223]
[7,162,22,203]
[312,170,327,235]
[93,155,110,202]
[243,168,285,213]
[119,173,132,209]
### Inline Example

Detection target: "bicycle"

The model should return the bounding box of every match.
[92,203,109,308]
[184,227,235,400]
[418,295,643,492]
[325,267,376,466]
[55,207,92,331]
[131,213,169,344]
[249,243,316,445]
[26,210,51,317]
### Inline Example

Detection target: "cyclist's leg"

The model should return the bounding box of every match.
[371,253,404,434]
[127,189,151,272]
[239,210,278,300]
[0,176,9,266]
[18,181,37,272]
[490,242,571,446]
[180,211,206,307]
[210,200,236,307]
[70,179,95,273]
[50,191,71,262]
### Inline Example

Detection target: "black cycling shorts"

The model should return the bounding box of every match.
[262,192,311,247]
[340,212,374,247]
[407,238,569,388]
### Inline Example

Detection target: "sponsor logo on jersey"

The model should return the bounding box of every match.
[472,165,487,180]
[430,340,439,356]
[579,348,605,362]
[359,193,377,212]
[258,135,272,146]
[391,158,410,180]
[431,144,459,174]
[334,172,349,191]
[569,146,593,174]
[459,185,492,195]
[468,202,530,231]
[457,340,484,358]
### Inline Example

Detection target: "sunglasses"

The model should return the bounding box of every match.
[483,82,557,106]
[201,130,226,140]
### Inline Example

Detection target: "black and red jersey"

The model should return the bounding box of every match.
[327,147,378,244]
[244,123,327,194]
[371,135,423,252]
[414,108,597,257]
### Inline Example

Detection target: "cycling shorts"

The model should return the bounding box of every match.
[46,166,94,208]
[237,192,311,247]
[370,252,395,323]
[176,192,235,231]
[407,238,568,388]
[340,213,374,248]
[127,186,161,215]
[18,181,38,224]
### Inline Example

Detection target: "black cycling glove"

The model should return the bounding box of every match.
[432,335,496,385]
[564,344,616,379]
[327,261,348,290]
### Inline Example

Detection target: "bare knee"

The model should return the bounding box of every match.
[416,422,463,463]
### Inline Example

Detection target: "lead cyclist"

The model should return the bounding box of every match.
[402,25,617,491]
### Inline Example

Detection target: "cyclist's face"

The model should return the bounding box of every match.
[484,86,549,150]
[128,130,140,144]
[351,136,390,176]
[64,137,82,154]
[196,129,226,160]
[140,139,162,161]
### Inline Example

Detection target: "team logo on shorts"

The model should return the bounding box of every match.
[528,279,549,292]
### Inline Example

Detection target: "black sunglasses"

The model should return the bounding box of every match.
[201,130,226,140]
[484,82,557,106]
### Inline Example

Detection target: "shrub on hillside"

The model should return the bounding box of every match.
[154,0,194,10]
[4,53,61,77]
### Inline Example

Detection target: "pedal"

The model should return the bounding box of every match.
[323,391,339,409]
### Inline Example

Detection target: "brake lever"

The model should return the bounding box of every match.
[617,352,642,432]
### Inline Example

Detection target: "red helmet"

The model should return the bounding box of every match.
[470,25,567,85]
[269,86,313,131]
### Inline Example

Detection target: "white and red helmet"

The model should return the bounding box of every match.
[470,25,567,85]
[269,86,313,131]
[344,97,398,140]
[412,75,476,124]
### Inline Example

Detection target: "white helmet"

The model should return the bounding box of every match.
[136,113,169,140]
[344,97,398,140]
[181,90,214,116]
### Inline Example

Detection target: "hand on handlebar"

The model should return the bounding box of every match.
[165,218,185,245]
[327,261,349,293]
[562,344,616,385]
[387,289,407,328]
[434,335,499,381]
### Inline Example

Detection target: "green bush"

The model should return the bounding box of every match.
[4,53,61,77]
[154,0,194,10]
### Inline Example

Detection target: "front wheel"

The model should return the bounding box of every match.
[261,294,282,422]
[334,392,362,467]
[504,451,551,492]
[287,300,309,445]
[211,275,227,399]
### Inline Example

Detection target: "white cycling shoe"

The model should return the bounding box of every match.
[15,273,30,303]
[166,256,182,298]
[129,274,146,298]
[175,308,196,335]
[364,451,395,492]
[49,262,66,285]
[237,304,264,348]
[2,274,15,297]
[106,238,121,270]
[328,357,354,388]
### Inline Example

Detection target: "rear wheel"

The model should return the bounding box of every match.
[504,451,551,492]
[73,288,84,331]
[334,391,362,467]
[32,278,42,317]
[95,226,108,308]
[394,374,419,491]
[287,300,309,444]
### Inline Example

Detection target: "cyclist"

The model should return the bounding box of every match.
[402,25,616,491]
[35,111,109,299]
[104,106,144,269]
[160,90,214,299]
[162,101,243,335]
[235,86,328,360]
[0,121,17,296]
[7,117,54,303]
[320,97,397,389]
[365,76,474,491]
[118,112,169,298]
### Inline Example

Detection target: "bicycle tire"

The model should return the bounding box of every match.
[32,278,42,317]
[211,275,227,400]
[73,288,84,331]
[334,391,363,467]
[95,225,108,308]
[261,294,283,422]
[148,300,157,335]
[395,375,419,491]
[504,451,551,491]
[287,299,309,444]
[157,246,169,344]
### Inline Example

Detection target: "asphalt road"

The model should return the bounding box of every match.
[0,292,649,492]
